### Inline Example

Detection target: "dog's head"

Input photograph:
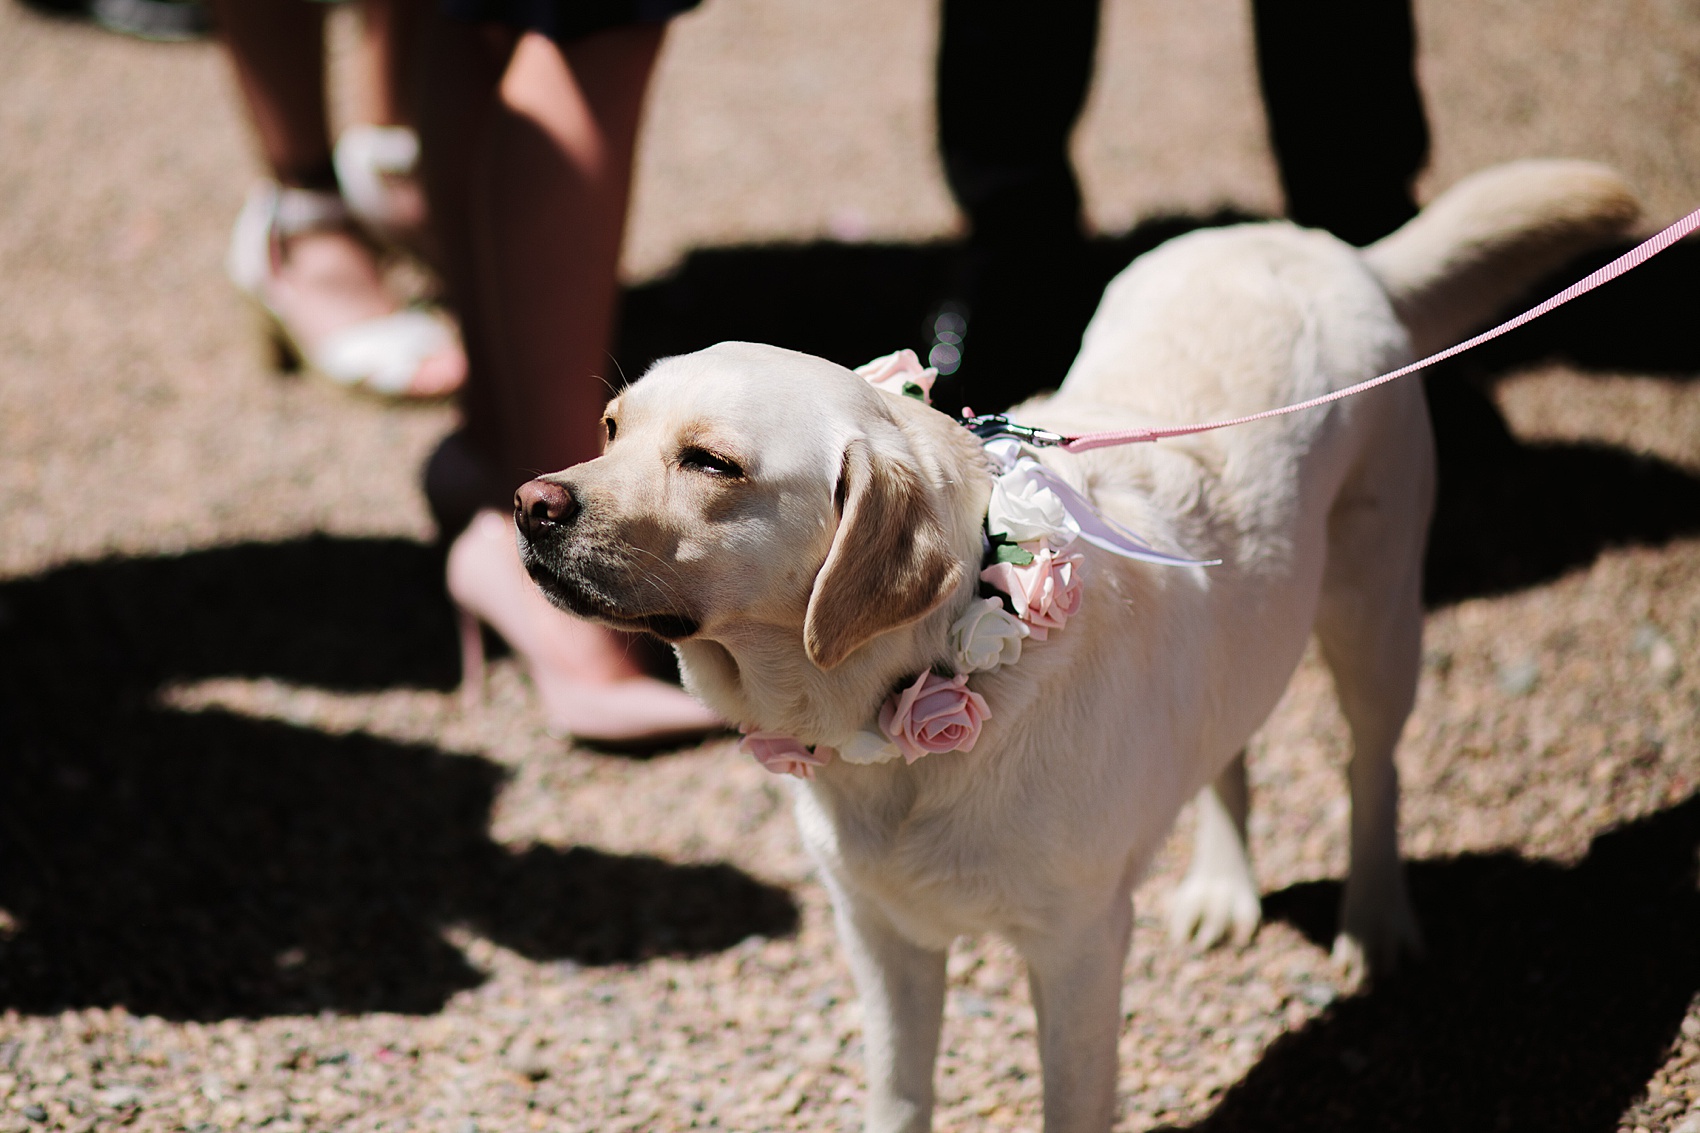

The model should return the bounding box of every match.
[515,342,992,737]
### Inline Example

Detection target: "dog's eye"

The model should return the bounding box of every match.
[603,416,617,444]
[679,445,744,479]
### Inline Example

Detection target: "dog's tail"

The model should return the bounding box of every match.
[1362,159,1640,357]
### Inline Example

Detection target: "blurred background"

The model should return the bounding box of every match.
[1,0,1698,1130]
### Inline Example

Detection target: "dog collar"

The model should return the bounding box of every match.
[739,351,1215,780]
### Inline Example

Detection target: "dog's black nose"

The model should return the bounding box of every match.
[514,479,578,538]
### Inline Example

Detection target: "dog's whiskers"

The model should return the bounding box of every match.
[611,546,696,615]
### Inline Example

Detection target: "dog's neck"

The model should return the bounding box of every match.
[678,616,950,747]
[677,400,994,747]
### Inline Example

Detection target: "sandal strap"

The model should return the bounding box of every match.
[226,180,354,297]
[334,126,422,233]
[270,183,351,239]
[311,309,454,396]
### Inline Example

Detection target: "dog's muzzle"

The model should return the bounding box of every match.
[512,477,701,641]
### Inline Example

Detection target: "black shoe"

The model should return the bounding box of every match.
[90,0,211,41]
[13,0,89,16]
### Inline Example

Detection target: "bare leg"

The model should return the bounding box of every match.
[423,21,657,480]
[1167,749,1262,950]
[418,19,512,434]
[355,0,423,129]
[480,26,659,478]
[420,21,722,742]
[340,0,432,239]
[214,0,464,396]
[215,0,335,188]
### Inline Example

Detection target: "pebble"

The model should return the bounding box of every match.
[1634,623,1682,685]
[95,1086,140,1108]
[1496,657,1542,697]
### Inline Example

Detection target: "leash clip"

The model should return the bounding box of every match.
[961,413,1069,448]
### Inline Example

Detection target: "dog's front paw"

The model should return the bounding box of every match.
[1166,872,1261,951]
[1332,892,1424,988]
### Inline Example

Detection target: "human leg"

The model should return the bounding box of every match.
[216,0,336,188]
[420,18,721,743]
[1252,0,1430,246]
[932,0,1101,415]
[467,26,659,478]
[335,0,432,241]
[355,0,422,129]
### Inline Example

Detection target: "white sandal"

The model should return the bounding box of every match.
[226,180,462,400]
[333,124,427,245]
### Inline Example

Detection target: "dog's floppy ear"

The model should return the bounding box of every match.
[804,438,963,670]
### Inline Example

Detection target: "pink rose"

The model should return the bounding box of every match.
[739,728,832,780]
[877,671,990,764]
[854,349,936,404]
[979,548,1085,641]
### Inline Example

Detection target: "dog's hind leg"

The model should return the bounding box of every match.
[1166,750,1261,950]
[1314,394,1433,984]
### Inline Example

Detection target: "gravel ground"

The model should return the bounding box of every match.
[2,0,1700,1130]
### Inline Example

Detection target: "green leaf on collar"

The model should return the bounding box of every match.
[901,381,927,401]
[991,540,1035,566]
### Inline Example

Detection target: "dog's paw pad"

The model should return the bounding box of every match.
[1166,874,1261,951]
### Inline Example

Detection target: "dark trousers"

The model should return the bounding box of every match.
[935,0,1431,411]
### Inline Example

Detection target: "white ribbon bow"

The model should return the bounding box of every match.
[983,438,1220,568]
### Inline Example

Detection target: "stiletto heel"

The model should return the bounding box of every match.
[265,315,302,373]
[456,605,486,710]
[442,509,727,749]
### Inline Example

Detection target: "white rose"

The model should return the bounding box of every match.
[838,729,902,765]
[986,461,1079,547]
[950,597,1028,672]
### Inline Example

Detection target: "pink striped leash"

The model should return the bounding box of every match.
[979,206,1700,454]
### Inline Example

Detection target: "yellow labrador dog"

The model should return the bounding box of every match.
[514,161,1635,1133]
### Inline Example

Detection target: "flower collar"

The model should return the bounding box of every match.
[738,350,1215,778]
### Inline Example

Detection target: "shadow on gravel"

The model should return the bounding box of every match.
[0,536,463,695]
[0,541,798,1020]
[1421,364,1700,607]
[616,215,1246,384]
[1468,240,1700,380]
[1170,792,1700,1133]
[620,226,1700,612]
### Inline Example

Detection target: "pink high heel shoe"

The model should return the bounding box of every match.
[446,509,726,750]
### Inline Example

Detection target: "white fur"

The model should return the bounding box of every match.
[518,161,1638,1133]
